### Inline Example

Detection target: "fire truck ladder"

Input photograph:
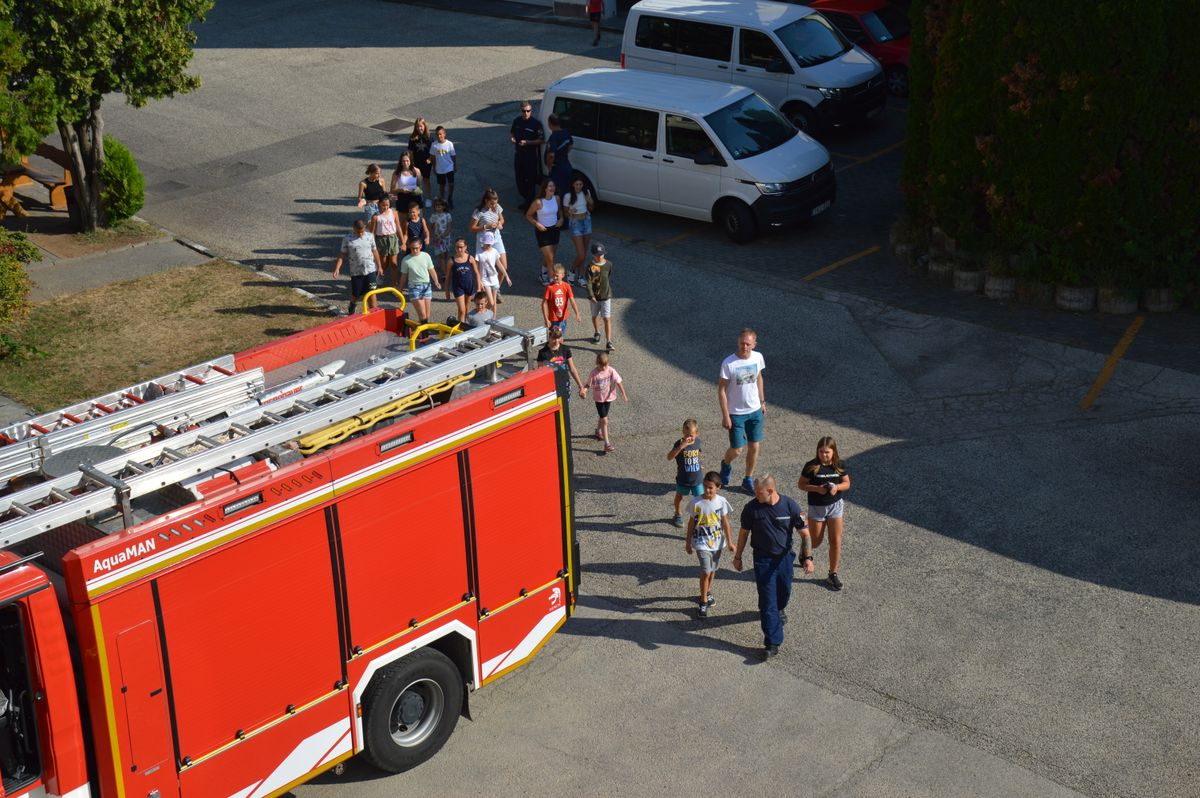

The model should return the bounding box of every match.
[0,357,265,489]
[0,320,547,550]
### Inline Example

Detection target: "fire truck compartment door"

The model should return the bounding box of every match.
[115,621,177,796]
[469,412,568,614]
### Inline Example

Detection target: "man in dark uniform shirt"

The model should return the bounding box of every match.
[511,100,545,210]
[732,475,813,660]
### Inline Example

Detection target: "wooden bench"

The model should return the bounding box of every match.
[0,143,73,220]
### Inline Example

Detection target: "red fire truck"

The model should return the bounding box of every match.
[0,307,578,798]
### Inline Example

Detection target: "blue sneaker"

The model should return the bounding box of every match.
[742,476,755,495]
[719,461,732,486]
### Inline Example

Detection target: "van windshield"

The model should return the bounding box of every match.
[776,15,851,67]
[704,94,796,160]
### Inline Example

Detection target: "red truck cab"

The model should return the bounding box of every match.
[0,553,88,798]
[809,0,911,96]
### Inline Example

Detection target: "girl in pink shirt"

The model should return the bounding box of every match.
[582,352,628,453]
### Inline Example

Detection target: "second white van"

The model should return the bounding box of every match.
[541,68,835,243]
[621,0,886,134]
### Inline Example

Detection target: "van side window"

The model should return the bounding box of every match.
[635,15,732,61]
[635,16,676,52]
[678,21,732,61]
[739,29,790,71]
[665,115,716,160]
[598,104,659,151]
[552,96,599,140]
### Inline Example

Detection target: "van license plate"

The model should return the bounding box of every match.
[811,200,831,216]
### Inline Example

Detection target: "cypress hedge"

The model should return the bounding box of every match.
[903,0,1200,296]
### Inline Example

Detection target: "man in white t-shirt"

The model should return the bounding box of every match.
[717,328,766,495]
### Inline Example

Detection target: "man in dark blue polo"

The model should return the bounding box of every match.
[510,100,545,210]
[732,474,813,660]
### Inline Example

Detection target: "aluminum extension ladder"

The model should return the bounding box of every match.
[0,319,546,551]
[0,356,265,489]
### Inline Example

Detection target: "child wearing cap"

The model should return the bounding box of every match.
[586,242,614,351]
[477,231,511,310]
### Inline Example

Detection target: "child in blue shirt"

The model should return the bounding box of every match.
[666,418,703,527]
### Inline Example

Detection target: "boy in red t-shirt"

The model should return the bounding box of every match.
[542,264,583,336]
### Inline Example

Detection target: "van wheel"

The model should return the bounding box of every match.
[784,103,817,135]
[716,199,755,244]
[886,66,909,98]
[361,649,463,773]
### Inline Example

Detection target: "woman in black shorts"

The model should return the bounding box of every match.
[525,178,564,286]
[799,436,852,591]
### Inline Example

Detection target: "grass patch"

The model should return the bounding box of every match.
[0,260,333,411]
[73,218,161,246]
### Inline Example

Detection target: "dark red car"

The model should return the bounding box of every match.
[807,0,911,96]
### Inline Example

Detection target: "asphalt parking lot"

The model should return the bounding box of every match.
[100,2,1200,796]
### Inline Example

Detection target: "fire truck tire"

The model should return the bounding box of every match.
[361,649,464,773]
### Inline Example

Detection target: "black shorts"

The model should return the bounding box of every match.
[349,273,377,298]
[535,226,561,248]
[595,401,612,418]
[589,11,601,22]
[452,276,477,297]
[393,191,421,211]
[436,170,455,186]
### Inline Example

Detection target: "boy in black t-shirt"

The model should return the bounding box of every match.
[536,327,585,397]
[666,418,703,527]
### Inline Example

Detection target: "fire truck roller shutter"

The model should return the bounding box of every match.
[360,648,463,773]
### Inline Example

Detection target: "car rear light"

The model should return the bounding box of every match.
[620,53,625,68]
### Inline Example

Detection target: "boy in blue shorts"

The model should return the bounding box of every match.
[667,418,703,527]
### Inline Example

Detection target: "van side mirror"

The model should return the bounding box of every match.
[693,149,726,167]
[765,58,792,74]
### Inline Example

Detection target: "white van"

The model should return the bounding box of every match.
[621,0,886,134]
[541,68,834,243]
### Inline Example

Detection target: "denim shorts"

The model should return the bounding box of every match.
[807,499,844,521]
[361,202,379,224]
[728,408,764,449]
[406,282,433,300]
[590,298,611,319]
[569,216,592,237]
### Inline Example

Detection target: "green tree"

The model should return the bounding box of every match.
[8,0,212,231]
[0,2,57,162]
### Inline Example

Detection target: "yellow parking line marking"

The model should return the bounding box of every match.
[1079,315,1145,411]
[592,226,633,242]
[827,151,866,162]
[658,230,697,247]
[887,105,908,113]
[801,245,880,282]
[836,140,904,172]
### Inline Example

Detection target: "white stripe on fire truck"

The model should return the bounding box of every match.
[481,606,567,680]
[84,390,558,595]
[225,718,352,798]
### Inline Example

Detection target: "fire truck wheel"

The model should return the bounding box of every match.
[361,648,464,773]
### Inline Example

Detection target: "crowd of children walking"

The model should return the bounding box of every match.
[336,117,854,649]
